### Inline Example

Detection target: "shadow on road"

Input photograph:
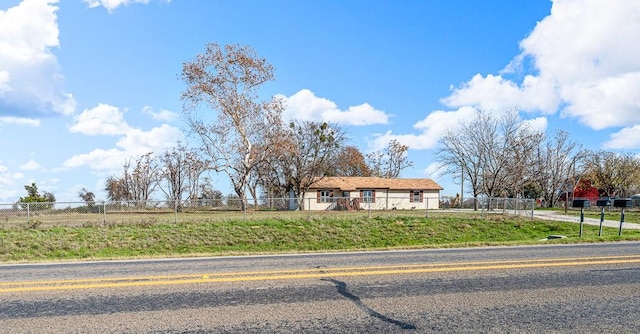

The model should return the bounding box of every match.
[321,277,416,330]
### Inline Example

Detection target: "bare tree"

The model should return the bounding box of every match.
[105,175,128,202]
[128,153,160,203]
[104,153,160,204]
[158,143,209,209]
[438,110,545,208]
[197,177,223,207]
[181,42,284,210]
[531,130,585,208]
[437,111,488,205]
[491,111,544,198]
[266,121,345,210]
[583,150,640,198]
[252,120,295,202]
[367,139,413,178]
[78,187,96,206]
[185,153,210,202]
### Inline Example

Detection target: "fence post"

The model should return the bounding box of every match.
[503,198,506,215]
[530,199,534,218]
[103,201,107,223]
[425,197,429,218]
[26,202,30,224]
[174,199,178,224]
[243,196,247,222]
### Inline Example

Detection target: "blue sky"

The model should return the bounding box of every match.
[1,0,639,203]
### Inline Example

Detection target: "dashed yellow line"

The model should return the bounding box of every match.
[1,255,639,293]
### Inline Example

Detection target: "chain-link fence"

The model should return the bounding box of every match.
[439,196,536,217]
[0,196,536,228]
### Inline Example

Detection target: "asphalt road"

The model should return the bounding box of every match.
[2,243,640,333]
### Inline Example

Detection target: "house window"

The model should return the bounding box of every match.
[410,190,423,203]
[318,190,333,203]
[361,190,375,203]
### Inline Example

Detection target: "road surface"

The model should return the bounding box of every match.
[1,243,640,333]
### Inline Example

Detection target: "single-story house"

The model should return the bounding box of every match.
[296,176,443,211]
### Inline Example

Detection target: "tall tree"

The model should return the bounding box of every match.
[253,109,296,200]
[487,111,544,198]
[438,110,546,208]
[19,183,55,204]
[583,150,640,198]
[181,42,284,210]
[105,175,128,202]
[127,152,160,203]
[266,121,345,210]
[367,139,413,178]
[158,143,209,208]
[532,130,584,208]
[437,111,489,205]
[104,153,160,204]
[330,146,371,177]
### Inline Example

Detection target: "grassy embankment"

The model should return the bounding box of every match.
[1,210,639,263]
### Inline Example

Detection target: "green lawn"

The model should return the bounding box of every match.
[1,213,639,263]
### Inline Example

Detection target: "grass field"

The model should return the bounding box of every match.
[1,211,639,263]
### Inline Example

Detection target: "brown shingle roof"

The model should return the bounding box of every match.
[309,176,443,191]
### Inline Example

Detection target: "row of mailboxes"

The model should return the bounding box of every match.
[573,199,633,208]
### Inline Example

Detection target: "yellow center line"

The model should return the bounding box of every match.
[1,255,639,293]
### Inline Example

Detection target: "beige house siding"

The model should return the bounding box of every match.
[302,177,443,211]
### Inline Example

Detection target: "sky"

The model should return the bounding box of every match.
[1,0,639,203]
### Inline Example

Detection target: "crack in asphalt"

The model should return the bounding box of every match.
[321,277,416,330]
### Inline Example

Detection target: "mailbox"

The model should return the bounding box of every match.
[614,199,632,208]
[573,199,590,208]
[596,199,610,207]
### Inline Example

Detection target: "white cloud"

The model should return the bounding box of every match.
[142,105,178,122]
[0,116,40,127]
[64,109,183,173]
[278,89,390,126]
[20,159,41,171]
[560,72,640,130]
[115,124,183,153]
[528,0,640,129]
[62,148,130,171]
[0,0,75,116]
[441,0,640,135]
[367,106,479,151]
[84,0,174,12]
[0,70,9,94]
[423,162,446,179]
[442,74,560,114]
[521,117,548,134]
[69,103,132,136]
[0,164,24,202]
[371,107,545,153]
[603,125,640,149]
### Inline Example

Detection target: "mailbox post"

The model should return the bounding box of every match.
[614,199,632,236]
[596,199,610,237]
[573,199,590,238]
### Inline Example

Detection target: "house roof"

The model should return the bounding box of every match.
[309,176,443,191]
